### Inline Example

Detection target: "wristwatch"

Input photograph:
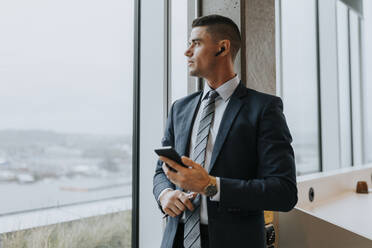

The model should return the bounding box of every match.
[202,176,218,197]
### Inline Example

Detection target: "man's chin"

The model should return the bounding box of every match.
[189,70,200,77]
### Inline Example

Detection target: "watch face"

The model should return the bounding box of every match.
[205,184,218,197]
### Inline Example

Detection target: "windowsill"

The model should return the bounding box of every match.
[281,163,372,245]
[0,196,131,234]
[297,163,372,183]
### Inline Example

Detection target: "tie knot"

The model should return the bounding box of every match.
[208,90,219,100]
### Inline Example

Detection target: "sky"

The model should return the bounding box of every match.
[0,0,134,136]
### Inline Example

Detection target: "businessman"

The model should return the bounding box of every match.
[153,14,298,248]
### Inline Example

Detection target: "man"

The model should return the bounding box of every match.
[153,14,297,248]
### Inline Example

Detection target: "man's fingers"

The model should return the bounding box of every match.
[174,199,186,212]
[160,156,185,173]
[187,192,198,199]
[164,207,177,217]
[169,204,182,216]
[162,164,177,179]
[180,194,194,211]
[162,164,169,173]
[162,164,184,186]
[181,156,202,169]
[181,156,194,167]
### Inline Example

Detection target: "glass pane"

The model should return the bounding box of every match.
[170,0,189,104]
[0,0,133,228]
[349,9,364,165]
[281,0,321,175]
[336,1,353,168]
[363,0,372,163]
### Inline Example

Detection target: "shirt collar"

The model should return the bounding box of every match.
[202,74,240,102]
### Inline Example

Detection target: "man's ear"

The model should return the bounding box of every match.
[215,47,225,56]
[217,40,230,56]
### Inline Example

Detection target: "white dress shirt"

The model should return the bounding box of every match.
[160,75,240,224]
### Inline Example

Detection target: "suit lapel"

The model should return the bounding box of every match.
[178,92,203,156]
[208,83,247,173]
[176,92,202,192]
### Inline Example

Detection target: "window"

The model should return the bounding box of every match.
[278,0,370,174]
[336,1,353,168]
[169,0,190,104]
[0,0,133,232]
[280,0,321,175]
[336,0,364,166]
[363,0,372,163]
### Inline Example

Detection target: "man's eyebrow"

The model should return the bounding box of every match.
[188,38,202,43]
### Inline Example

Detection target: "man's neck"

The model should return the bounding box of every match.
[205,72,237,89]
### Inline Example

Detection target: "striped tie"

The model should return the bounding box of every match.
[184,90,219,248]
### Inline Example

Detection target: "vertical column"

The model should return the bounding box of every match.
[244,0,276,94]
[242,1,278,247]
[201,0,242,80]
[139,0,167,247]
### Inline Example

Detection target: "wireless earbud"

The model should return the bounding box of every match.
[215,47,225,56]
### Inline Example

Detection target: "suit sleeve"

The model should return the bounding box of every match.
[153,102,176,213]
[219,97,298,212]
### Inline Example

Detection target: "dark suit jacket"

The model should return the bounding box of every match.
[153,83,298,248]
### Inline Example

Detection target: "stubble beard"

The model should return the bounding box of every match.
[189,64,204,78]
[189,69,200,77]
[189,64,200,77]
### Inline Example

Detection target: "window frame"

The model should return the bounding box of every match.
[132,0,140,247]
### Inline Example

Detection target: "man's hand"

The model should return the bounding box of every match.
[159,189,197,217]
[160,156,210,194]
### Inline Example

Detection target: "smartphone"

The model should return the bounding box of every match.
[154,146,187,171]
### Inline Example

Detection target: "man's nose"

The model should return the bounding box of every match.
[184,47,192,57]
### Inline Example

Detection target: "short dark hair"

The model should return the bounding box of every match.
[192,14,241,61]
